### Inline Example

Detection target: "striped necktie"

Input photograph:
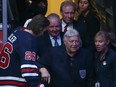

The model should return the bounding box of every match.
[53,37,59,46]
[64,24,68,32]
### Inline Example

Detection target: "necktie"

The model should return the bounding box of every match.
[53,37,59,46]
[64,24,68,32]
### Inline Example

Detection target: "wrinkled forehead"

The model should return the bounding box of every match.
[62,5,74,11]
[66,36,79,40]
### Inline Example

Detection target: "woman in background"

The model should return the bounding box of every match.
[94,31,116,87]
[76,0,101,51]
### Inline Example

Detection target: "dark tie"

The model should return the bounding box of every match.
[64,24,68,32]
[53,37,59,46]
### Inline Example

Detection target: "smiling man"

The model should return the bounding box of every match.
[38,29,94,87]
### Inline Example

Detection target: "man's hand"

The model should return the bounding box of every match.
[39,67,51,84]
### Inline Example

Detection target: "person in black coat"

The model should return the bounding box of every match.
[76,0,101,51]
[38,29,94,87]
[16,0,48,26]
[94,31,116,87]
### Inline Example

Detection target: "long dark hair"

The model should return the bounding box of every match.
[76,0,101,21]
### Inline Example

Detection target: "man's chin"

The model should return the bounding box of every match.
[71,50,77,53]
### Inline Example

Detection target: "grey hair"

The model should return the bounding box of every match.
[63,29,82,47]
[60,1,76,13]
[47,13,60,21]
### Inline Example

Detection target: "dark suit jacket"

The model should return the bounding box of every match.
[38,31,64,57]
[95,48,116,87]
[73,20,79,30]
[38,46,94,87]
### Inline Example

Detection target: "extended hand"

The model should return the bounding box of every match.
[40,67,51,84]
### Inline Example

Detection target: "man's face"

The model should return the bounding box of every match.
[61,5,75,24]
[48,17,61,37]
[64,36,80,54]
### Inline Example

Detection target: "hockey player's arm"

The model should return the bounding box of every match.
[20,51,42,87]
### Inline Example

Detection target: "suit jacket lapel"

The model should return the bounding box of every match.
[60,32,64,46]
[44,32,53,47]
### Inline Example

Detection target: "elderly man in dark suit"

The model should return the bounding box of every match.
[60,1,78,33]
[38,29,94,87]
[38,13,64,56]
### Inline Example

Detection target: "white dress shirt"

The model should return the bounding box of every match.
[49,34,61,47]
[61,20,73,32]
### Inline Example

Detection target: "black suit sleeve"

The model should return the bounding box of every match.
[86,50,96,87]
[37,48,52,69]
